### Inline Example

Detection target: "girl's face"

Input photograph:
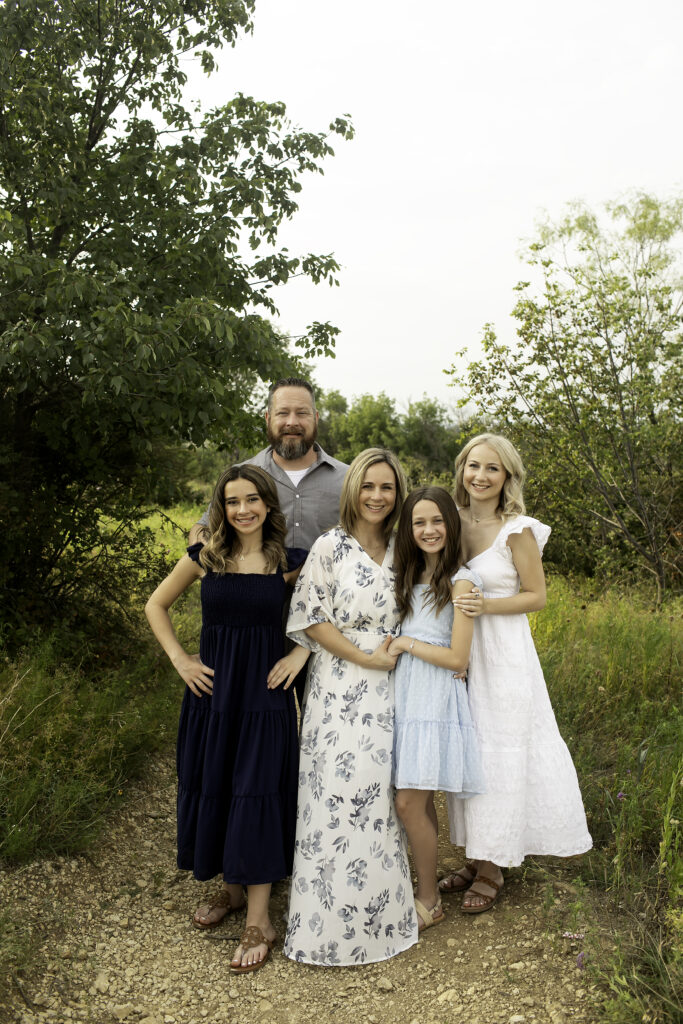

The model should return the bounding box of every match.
[223,478,268,538]
[357,462,397,526]
[462,443,507,504]
[411,499,447,555]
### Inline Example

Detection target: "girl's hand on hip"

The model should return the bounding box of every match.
[267,647,309,690]
[453,587,485,617]
[173,652,214,696]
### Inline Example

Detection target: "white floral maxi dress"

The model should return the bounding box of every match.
[284,528,419,966]
[447,516,593,867]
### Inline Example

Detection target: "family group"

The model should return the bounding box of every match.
[145,378,592,975]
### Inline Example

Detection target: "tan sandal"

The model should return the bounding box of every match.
[415,896,445,932]
[192,888,244,930]
[461,874,503,915]
[438,861,477,894]
[230,925,276,974]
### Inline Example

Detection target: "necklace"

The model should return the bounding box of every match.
[470,510,500,524]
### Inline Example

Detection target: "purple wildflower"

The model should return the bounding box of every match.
[617,792,626,800]
[577,952,586,970]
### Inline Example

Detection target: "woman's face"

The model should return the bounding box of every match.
[223,478,268,538]
[411,499,447,555]
[357,462,397,526]
[462,443,507,504]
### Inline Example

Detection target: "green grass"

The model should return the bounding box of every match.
[532,576,682,1024]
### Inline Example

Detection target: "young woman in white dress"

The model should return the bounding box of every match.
[442,434,592,913]
[284,448,420,965]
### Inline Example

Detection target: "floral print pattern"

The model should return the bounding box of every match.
[284,528,418,965]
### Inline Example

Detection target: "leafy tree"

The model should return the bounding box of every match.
[0,0,352,631]
[448,194,683,599]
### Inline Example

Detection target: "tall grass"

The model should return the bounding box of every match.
[533,576,682,1024]
[0,503,199,864]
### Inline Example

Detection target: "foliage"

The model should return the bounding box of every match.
[0,504,198,865]
[535,578,682,1022]
[0,0,352,633]
[448,194,683,599]
[316,389,481,486]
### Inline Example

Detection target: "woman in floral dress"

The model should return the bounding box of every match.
[284,448,419,966]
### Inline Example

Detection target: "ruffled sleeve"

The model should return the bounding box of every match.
[186,542,203,563]
[286,546,308,572]
[451,566,484,590]
[286,531,338,653]
[494,515,551,557]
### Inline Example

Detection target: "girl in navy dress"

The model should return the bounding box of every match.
[145,465,308,973]
[389,487,484,931]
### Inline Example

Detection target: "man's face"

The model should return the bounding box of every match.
[266,386,319,460]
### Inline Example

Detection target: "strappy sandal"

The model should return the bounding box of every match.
[415,896,445,932]
[230,925,276,974]
[461,874,503,915]
[438,861,477,894]
[192,888,244,930]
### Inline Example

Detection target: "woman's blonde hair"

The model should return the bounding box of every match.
[339,448,407,542]
[199,465,288,574]
[453,434,526,519]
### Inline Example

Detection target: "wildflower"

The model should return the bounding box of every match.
[562,931,585,940]
[617,792,626,800]
[576,951,586,970]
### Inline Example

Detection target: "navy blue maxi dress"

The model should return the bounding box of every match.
[176,543,306,885]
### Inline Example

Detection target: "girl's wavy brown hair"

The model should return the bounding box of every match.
[199,465,287,574]
[453,433,526,519]
[394,487,462,621]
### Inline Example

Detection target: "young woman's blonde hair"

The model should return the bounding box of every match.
[453,434,526,519]
[339,448,407,543]
[199,465,288,574]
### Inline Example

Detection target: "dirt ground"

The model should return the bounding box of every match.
[0,757,601,1024]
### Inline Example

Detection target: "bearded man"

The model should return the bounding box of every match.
[189,377,348,551]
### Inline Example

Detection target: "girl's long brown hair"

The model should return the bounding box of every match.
[199,465,288,574]
[394,487,462,621]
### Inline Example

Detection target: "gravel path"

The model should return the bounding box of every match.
[0,756,599,1024]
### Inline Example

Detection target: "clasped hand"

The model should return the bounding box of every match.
[452,587,484,617]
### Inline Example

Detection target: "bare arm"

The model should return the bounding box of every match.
[305,622,398,672]
[388,579,475,673]
[455,528,546,616]
[144,556,214,696]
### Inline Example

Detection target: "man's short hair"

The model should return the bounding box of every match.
[267,378,316,412]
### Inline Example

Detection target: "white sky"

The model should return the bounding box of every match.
[186,0,683,410]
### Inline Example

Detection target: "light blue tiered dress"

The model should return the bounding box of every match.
[392,567,485,797]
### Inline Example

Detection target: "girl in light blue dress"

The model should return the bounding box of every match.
[389,487,485,932]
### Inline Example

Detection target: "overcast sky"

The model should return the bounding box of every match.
[186,0,683,410]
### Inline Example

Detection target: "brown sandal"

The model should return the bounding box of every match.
[438,862,477,894]
[461,874,503,915]
[230,925,276,974]
[192,888,244,930]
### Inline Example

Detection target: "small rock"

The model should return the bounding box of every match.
[258,1000,273,1012]
[229,989,239,999]
[376,977,393,992]
[508,961,525,970]
[509,1016,526,1023]
[437,989,458,1004]
[446,938,457,947]
[93,972,109,994]
[112,1007,135,1022]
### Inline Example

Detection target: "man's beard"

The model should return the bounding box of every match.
[268,425,317,461]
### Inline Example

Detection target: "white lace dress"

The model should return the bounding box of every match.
[447,516,592,866]
[284,528,419,966]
